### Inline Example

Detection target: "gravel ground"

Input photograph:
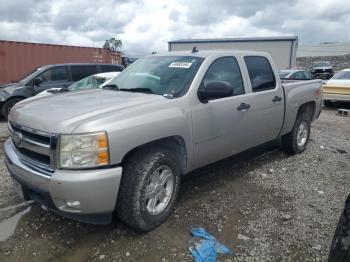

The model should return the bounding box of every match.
[0,106,349,261]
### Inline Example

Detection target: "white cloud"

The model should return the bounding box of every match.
[0,0,350,57]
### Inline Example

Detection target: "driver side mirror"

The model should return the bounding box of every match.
[197,81,234,103]
[33,77,43,86]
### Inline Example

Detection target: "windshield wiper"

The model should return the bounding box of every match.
[103,85,154,94]
[119,88,154,94]
[46,88,69,94]
[103,84,120,90]
[59,87,69,92]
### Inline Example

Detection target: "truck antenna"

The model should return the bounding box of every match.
[191,46,198,53]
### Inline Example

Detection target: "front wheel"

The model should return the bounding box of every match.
[2,98,23,120]
[282,115,311,155]
[323,100,333,107]
[117,147,181,231]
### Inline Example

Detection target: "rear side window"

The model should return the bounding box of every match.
[71,66,98,81]
[100,65,123,72]
[201,57,245,97]
[244,56,276,92]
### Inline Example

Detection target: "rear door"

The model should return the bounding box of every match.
[242,56,284,146]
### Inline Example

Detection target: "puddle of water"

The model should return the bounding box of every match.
[0,206,31,242]
[0,200,34,213]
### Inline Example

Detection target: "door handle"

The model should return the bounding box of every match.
[272,96,282,102]
[237,103,251,111]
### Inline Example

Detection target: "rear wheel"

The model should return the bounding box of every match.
[282,114,311,155]
[2,98,23,120]
[117,146,181,231]
[323,100,334,107]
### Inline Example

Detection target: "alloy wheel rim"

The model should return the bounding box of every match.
[296,121,308,147]
[145,165,175,215]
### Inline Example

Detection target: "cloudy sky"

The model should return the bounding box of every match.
[0,0,350,56]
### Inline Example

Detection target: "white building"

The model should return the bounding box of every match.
[297,42,350,57]
[168,36,298,69]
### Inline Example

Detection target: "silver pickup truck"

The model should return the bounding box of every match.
[4,50,322,231]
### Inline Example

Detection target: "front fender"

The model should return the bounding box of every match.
[73,97,193,170]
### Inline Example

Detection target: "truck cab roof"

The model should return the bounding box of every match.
[152,50,270,58]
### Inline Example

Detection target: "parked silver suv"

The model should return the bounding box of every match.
[4,51,322,231]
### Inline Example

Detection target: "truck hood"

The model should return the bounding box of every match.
[9,89,166,134]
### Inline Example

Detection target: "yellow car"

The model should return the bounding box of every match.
[323,69,350,105]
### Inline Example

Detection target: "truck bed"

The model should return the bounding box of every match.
[281,79,323,136]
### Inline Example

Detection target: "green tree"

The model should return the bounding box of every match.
[103,37,123,52]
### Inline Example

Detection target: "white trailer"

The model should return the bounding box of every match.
[168,36,298,69]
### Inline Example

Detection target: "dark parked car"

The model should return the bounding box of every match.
[328,193,350,262]
[0,63,124,120]
[310,61,334,80]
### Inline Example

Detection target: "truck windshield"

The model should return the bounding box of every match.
[106,56,203,97]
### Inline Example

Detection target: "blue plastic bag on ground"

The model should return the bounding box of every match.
[188,227,234,262]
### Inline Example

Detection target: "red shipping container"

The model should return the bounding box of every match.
[0,40,122,84]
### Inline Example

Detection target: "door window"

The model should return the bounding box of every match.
[244,56,276,92]
[40,66,68,84]
[71,66,98,81]
[201,57,245,97]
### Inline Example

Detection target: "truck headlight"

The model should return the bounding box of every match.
[59,132,109,168]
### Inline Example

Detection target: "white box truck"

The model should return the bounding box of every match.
[168,36,298,69]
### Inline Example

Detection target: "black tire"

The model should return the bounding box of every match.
[282,113,311,155]
[117,146,181,231]
[1,98,23,121]
[328,196,350,262]
[324,100,334,107]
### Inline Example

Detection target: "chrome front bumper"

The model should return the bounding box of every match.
[4,139,123,224]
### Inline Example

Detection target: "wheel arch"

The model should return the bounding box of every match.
[281,100,316,136]
[297,101,315,121]
[2,96,28,119]
[5,95,28,101]
[121,136,188,175]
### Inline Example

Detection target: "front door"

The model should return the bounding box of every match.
[33,66,70,94]
[191,56,254,168]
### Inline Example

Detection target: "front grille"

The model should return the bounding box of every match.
[8,122,57,176]
[16,147,51,164]
[10,124,51,145]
